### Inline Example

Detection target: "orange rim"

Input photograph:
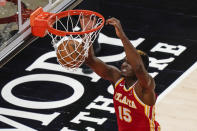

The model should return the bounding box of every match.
[47,10,105,36]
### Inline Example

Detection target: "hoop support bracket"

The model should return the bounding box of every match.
[30,7,53,37]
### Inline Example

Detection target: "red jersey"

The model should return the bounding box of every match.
[113,78,160,131]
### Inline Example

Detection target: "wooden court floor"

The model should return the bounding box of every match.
[156,62,197,131]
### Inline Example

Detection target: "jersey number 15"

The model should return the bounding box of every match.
[118,106,132,123]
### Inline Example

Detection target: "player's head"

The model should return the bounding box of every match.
[120,50,149,77]
[137,50,149,71]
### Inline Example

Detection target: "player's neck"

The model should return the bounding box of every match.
[124,76,137,89]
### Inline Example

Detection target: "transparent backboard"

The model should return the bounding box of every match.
[0,0,83,67]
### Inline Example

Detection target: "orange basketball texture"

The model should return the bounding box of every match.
[56,40,85,68]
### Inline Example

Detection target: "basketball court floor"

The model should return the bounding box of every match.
[0,0,197,130]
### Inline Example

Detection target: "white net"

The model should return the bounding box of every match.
[47,10,104,70]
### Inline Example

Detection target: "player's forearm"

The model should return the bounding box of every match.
[85,44,95,64]
[119,34,143,71]
[113,21,142,69]
[121,34,153,88]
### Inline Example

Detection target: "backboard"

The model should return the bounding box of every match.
[0,0,83,67]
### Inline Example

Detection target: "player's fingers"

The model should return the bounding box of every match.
[106,19,114,25]
[106,17,113,24]
[106,17,119,25]
[106,20,117,27]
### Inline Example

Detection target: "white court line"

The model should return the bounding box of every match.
[156,61,197,103]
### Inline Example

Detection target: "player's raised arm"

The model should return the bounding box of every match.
[86,44,121,84]
[80,15,121,85]
[106,17,154,91]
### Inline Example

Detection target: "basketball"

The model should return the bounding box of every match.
[56,40,85,68]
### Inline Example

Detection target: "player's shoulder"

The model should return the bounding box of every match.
[114,77,124,88]
[138,73,155,90]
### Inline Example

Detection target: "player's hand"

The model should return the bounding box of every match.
[106,17,125,38]
[80,15,96,31]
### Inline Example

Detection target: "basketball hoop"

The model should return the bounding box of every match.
[30,7,105,69]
